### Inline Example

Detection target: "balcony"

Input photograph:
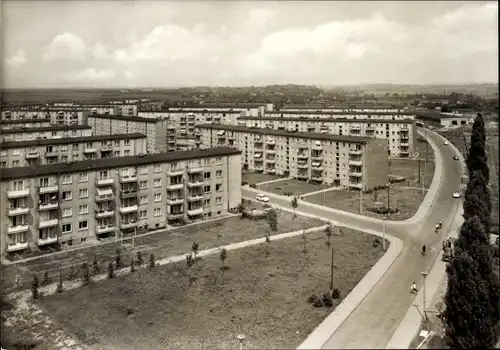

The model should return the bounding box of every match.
[187,194,203,202]
[6,241,29,252]
[97,225,116,235]
[119,204,138,214]
[400,140,409,146]
[297,163,308,169]
[120,221,138,230]
[187,208,204,216]
[187,166,203,174]
[167,197,184,205]
[7,189,30,199]
[348,160,363,166]
[95,188,114,202]
[266,168,276,174]
[168,169,184,176]
[348,149,363,155]
[254,165,264,171]
[265,158,276,164]
[311,154,323,161]
[349,182,364,190]
[297,153,309,160]
[84,148,97,154]
[266,139,275,145]
[120,190,138,199]
[265,149,276,154]
[45,152,57,158]
[95,210,115,218]
[8,206,30,216]
[38,184,59,194]
[39,202,59,211]
[120,175,137,183]
[400,149,410,155]
[96,178,114,186]
[101,144,113,151]
[167,183,184,190]
[312,143,323,150]
[37,235,58,246]
[26,152,40,159]
[350,126,361,131]
[366,126,375,132]
[311,174,323,181]
[168,212,184,220]
[349,171,363,177]
[7,224,29,234]
[297,174,309,180]
[38,218,58,229]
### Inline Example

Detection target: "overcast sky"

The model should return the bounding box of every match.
[2,1,498,88]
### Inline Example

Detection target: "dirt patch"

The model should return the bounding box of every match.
[259,179,330,196]
[242,172,282,185]
[30,228,386,350]
[2,211,323,294]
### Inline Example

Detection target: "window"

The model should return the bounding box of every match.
[114,140,120,146]
[204,158,210,165]
[139,166,148,175]
[124,149,131,155]
[62,191,72,201]
[139,180,148,189]
[78,173,88,182]
[204,172,211,179]
[216,170,222,178]
[61,175,72,184]
[61,145,68,152]
[62,224,72,234]
[154,193,162,202]
[216,197,223,205]
[140,195,148,204]
[204,199,211,207]
[154,164,162,173]
[216,157,222,164]
[61,155,68,162]
[78,221,88,230]
[204,185,211,193]
[153,178,161,187]
[216,184,223,192]
[124,140,130,145]
[12,160,20,167]
[62,208,73,217]
[79,204,88,214]
[140,210,148,219]
[114,151,120,157]
[79,189,88,198]
[154,208,162,217]
[12,149,21,156]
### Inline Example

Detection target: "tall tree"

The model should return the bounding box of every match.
[463,184,491,234]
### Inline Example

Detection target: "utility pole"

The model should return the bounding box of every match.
[359,189,363,215]
[417,159,421,184]
[330,247,335,296]
[387,183,390,210]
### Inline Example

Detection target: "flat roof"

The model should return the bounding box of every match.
[166,109,243,114]
[0,147,241,181]
[1,124,91,134]
[0,118,51,125]
[197,124,373,143]
[266,110,415,116]
[0,133,146,149]
[86,113,159,123]
[237,116,414,124]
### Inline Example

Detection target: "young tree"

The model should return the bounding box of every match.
[291,196,298,218]
[192,241,199,263]
[237,202,245,213]
[115,248,122,269]
[325,224,333,247]
[130,255,136,273]
[220,248,228,284]
[265,231,271,257]
[137,251,144,266]
[186,254,195,285]
[107,262,115,279]
[266,209,278,233]
[302,228,308,254]
[82,262,90,286]
[92,255,100,275]
[42,271,50,286]
[67,265,76,280]
[56,269,63,293]
[32,274,40,300]
[216,221,223,239]
[149,253,156,270]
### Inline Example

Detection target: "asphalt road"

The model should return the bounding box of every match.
[242,128,463,349]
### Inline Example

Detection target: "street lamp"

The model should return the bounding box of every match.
[382,217,387,250]
[422,271,428,320]
[237,334,246,350]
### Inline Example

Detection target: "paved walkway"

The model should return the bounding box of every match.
[256,176,291,186]
[301,186,341,198]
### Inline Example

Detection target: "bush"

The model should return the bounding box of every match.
[82,263,90,285]
[313,298,324,308]
[42,271,50,286]
[67,266,76,280]
[149,253,156,269]
[322,293,333,307]
[57,270,63,293]
[92,255,100,275]
[107,262,115,279]
[241,181,248,186]
[130,257,136,273]
[249,184,257,189]
[115,249,122,268]
[32,275,40,300]
[367,206,398,215]
[137,251,143,265]
[373,238,381,248]
[307,294,318,303]
[331,288,341,299]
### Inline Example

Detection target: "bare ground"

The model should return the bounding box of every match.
[15,228,387,350]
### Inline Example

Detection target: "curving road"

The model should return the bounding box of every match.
[242,128,463,349]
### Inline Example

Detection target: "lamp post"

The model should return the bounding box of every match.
[422,271,428,320]
[330,247,335,296]
[237,334,246,350]
[382,217,387,250]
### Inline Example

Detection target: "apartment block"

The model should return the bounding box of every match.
[85,113,176,153]
[0,118,52,129]
[237,116,416,157]
[1,109,84,125]
[263,111,416,121]
[0,125,92,142]
[0,147,241,257]
[176,136,197,151]
[0,133,147,168]
[197,124,388,191]
[281,105,405,113]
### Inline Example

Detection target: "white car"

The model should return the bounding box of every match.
[452,191,461,198]
[444,141,449,145]
[256,194,270,202]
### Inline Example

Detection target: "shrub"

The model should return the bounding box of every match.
[56,269,63,293]
[313,298,324,308]
[331,288,341,299]
[373,238,381,248]
[42,271,50,286]
[137,251,144,265]
[322,293,333,307]
[82,263,90,285]
[130,257,136,273]
[149,253,156,269]
[107,262,115,279]
[115,249,122,268]
[92,255,100,275]
[249,184,257,189]
[307,294,318,304]
[67,266,76,280]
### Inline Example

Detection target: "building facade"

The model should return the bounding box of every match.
[0,147,242,257]
[1,109,84,125]
[0,125,92,142]
[0,118,52,129]
[197,124,388,191]
[0,134,147,168]
[237,116,416,157]
[85,114,177,153]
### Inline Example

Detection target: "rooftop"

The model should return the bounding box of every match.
[86,113,161,123]
[237,116,414,123]
[0,133,146,149]
[266,110,415,116]
[0,147,241,181]
[1,124,91,134]
[0,118,51,125]
[197,124,373,143]
[165,109,244,114]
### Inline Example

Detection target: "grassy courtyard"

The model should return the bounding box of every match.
[259,178,330,196]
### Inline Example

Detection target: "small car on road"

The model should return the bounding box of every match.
[444,141,449,145]
[256,194,270,202]
[453,155,459,160]
[452,191,461,198]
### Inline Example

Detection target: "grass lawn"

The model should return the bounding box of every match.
[23,228,387,350]
[242,171,282,185]
[259,179,330,196]
[2,211,323,294]
[305,144,435,220]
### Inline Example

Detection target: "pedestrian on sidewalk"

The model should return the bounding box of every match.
[410,281,418,294]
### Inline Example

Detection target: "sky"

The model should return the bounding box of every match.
[2,1,498,88]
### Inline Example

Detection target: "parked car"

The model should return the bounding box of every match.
[444,141,449,145]
[452,191,461,198]
[453,155,459,160]
[256,194,270,202]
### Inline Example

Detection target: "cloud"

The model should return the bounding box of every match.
[43,32,87,61]
[245,8,275,26]
[66,68,116,81]
[91,41,110,59]
[6,49,27,68]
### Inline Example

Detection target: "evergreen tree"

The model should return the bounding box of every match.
[463,186,491,234]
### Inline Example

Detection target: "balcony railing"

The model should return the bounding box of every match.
[7,224,29,234]
[297,153,308,159]
[120,221,138,230]
[167,197,184,205]
[25,152,40,159]
[187,208,203,216]
[120,190,138,199]
[119,204,138,214]
[167,183,184,190]
[7,206,30,216]
[96,178,114,186]
[38,201,59,211]
[37,235,58,246]
[167,169,184,176]
[348,149,363,155]
[95,210,115,218]
[167,212,184,220]
[120,175,138,183]
[7,189,30,199]
[38,218,59,229]
[84,148,97,154]
[349,182,363,190]
[38,184,59,194]
[6,241,29,252]
[348,160,363,166]
[187,194,203,202]
[187,166,203,174]
[97,225,115,235]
